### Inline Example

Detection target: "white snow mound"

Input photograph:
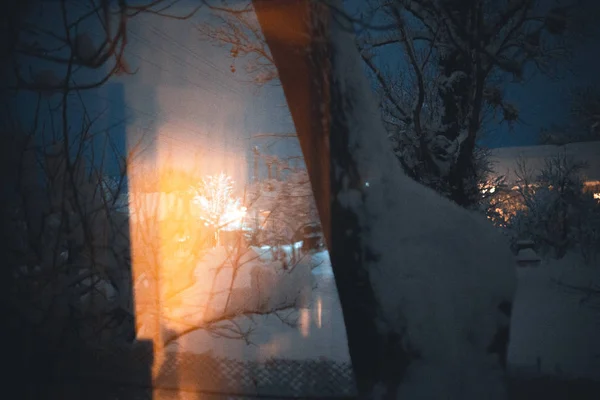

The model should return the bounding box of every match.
[329,6,517,399]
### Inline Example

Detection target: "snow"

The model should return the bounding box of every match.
[167,249,600,387]
[256,242,304,261]
[328,6,517,398]
[516,248,542,263]
[168,250,351,362]
[137,245,314,339]
[516,239,535,248]
[310,251,334,274]
[508,253,600,380]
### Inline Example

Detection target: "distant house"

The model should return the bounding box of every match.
[488,141,600,198]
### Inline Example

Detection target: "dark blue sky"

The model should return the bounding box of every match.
[481,30,600,148]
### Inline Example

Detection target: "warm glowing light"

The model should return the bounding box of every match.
[122,20,251,369]
[316,297,322,329]
[219,202,248,230]
[129,154,247,352]
[479,182,497,196]
[594,192,600,200]
[300,308,310,337]
[191,173,247,231]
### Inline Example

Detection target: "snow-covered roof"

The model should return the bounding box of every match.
[489,141,600,184]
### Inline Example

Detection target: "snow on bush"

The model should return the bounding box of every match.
[329,7,516,398]
[246,166,320,252]
[508,151,600,262]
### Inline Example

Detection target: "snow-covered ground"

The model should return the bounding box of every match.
[167,250,350,362]
[138,244,314,339]
[508,253,600,380]
[170,250,600,382]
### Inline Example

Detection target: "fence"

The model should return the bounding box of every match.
[50,345,358,399]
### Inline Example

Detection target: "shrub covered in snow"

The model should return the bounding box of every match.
[508,151,600,262]
[246,167,320,261]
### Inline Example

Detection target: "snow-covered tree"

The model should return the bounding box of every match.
[247,164,320,262]
[190,172,246,245]
[197,0,593,212]
[509,151,600,261]
[357,0,595,208]
[253,1,516,398]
